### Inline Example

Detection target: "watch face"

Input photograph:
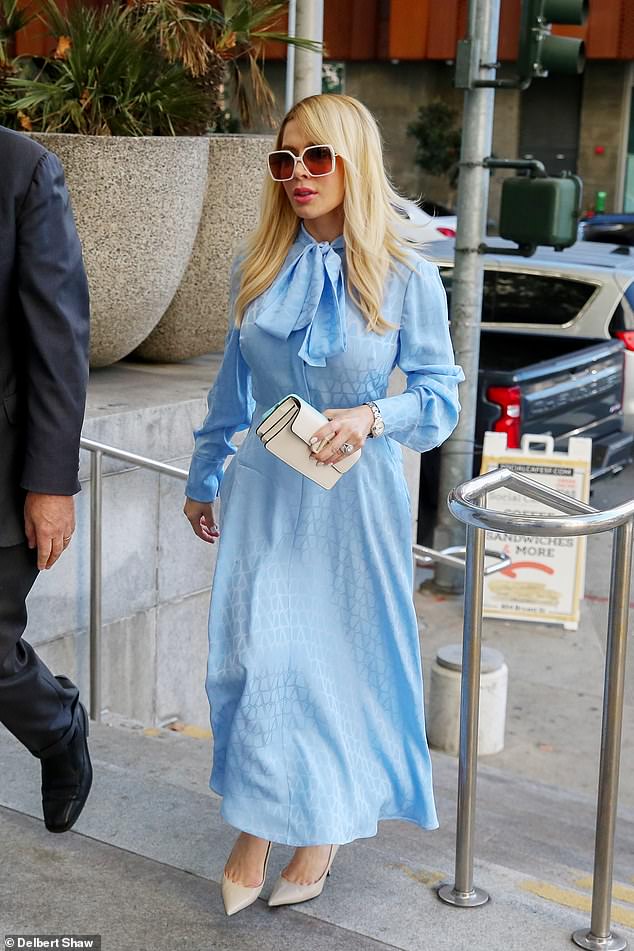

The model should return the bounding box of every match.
[372,418,385,436]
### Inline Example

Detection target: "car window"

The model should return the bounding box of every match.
[609,281,634,333]
[492,272,594,324]
[438,268,595,325]
[439,269,496,320]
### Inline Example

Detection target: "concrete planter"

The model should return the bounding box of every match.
[133,133,274,362]
[30,134,209,367]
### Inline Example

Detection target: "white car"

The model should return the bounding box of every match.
[427,237,634,426]
[401,200,457,243]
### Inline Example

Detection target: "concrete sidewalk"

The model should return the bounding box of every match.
[1,716,633,951]
[1,469,633,951]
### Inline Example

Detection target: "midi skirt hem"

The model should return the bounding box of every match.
[211,781,440,847]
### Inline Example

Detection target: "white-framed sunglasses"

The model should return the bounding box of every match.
[267,144,338,181]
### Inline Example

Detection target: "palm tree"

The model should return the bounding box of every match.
[2,0,321,133]
[126,0,322,126]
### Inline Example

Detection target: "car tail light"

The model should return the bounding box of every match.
[436,227,456,238]
[487,384,521,448]
[614,330,634,351]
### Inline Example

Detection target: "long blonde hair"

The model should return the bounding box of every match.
[234,93,429,333]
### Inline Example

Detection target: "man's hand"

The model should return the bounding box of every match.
[24,492,75,570]
[183,498,220,544]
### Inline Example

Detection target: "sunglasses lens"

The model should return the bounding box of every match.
[304,146,334,175]
[268,152,294,180]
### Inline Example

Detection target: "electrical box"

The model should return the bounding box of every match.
[499,174,582,250]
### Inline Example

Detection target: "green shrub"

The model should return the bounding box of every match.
[407,99,462,181]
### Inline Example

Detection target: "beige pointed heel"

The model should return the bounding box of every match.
[222,840,272,916]
[268,844,339,907]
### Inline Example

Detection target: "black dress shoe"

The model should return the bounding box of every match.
[41,700,93,833]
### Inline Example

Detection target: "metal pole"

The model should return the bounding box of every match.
[285,0,297,113]
[573,519,633,951]
[89,449,103,723]
[292,0,324,103]
[433,0,501,591]
[438,522,490,907]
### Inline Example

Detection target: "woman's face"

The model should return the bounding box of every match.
[279,119,345,226]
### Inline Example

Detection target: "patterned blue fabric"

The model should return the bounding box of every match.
[186,222,464,845]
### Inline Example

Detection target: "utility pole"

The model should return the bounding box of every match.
[284,0,297,112]
[433,0,501,591]
[292,0,324,102]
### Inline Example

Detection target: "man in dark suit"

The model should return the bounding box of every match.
[0,125,92,832]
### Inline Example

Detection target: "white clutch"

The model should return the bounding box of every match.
[255,393,362,490]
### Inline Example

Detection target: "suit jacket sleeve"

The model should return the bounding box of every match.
[16,149,90,496]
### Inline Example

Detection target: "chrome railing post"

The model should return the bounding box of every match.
[89,449,103,723]
[442,466,633,949]
[573,518,633,951]
[438,521,490,907]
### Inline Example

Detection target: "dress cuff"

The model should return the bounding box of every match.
[371,394,410,437]
[185,453,223,503]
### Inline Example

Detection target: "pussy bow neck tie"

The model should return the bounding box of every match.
[251,229,347,368]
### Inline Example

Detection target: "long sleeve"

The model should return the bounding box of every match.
[17,150,90,495]
[185,258,255,502]
[372,256,464,453]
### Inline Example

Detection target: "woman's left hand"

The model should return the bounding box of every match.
[309,405,376,466]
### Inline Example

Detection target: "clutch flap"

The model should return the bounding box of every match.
[256,395,299,437]
[289,395,363,471]
[289,395,329,445]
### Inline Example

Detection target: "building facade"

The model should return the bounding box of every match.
[13,0,634,217]
[261,0,634,219]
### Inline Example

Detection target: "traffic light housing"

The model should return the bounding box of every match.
[518,0,588,81]
[499,173,583,251]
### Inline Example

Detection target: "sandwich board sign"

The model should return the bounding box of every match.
[479,432,591,630]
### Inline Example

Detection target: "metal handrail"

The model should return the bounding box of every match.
[438,465,632,951]
[413,542,511,576]
[79,437,510,726]
[450,466,634,535]
[81,437,189,481]
[80,437,188,726]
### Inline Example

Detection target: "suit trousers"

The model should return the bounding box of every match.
[0,542,80,759]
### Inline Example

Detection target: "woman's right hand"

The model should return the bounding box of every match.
[183,497,220,544]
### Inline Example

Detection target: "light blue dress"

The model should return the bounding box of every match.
[186,222,464,846]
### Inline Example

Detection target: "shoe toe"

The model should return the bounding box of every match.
[267,874,323,907]
[222,874,263,916]
[44,795,84,834]
[267,846,339,907]
[41,704,93,834]
[267,877,299,907]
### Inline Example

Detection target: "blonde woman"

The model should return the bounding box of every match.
[183,93,464,917]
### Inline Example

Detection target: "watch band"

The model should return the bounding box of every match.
[364,400,383,437]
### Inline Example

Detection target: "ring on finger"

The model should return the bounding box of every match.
[339,442,354,455]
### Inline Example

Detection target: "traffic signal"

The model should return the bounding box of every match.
[518,0,588,81]
[498,172,583,251]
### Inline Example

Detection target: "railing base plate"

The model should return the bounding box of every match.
[437,883,490,907]
[572,928,628,950]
